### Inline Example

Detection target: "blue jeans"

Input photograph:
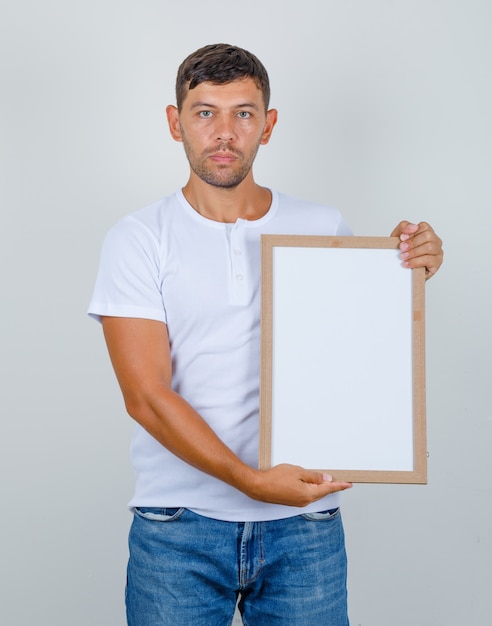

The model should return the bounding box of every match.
[126,507,348,625]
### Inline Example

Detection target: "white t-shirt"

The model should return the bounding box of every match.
[89,189,352,521]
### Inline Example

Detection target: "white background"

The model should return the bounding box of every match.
[1,1,490,624]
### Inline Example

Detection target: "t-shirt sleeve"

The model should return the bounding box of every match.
[88,216,167,324]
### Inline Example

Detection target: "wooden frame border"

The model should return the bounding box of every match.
[259,235,427,484]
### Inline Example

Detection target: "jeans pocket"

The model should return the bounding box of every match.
[134,507,185,522]
[301,507,340,521]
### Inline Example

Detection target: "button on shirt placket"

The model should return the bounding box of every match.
[227,221,249,306]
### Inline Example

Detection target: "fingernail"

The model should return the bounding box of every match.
[322,474,333,482]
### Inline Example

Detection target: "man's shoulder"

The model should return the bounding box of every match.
[128,191,181,225]
[271,191,352,236]
[276,191,337,212]
[275,191,342,221]
[108,191,181,236]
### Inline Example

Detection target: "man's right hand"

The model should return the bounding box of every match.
[243,463,352,507]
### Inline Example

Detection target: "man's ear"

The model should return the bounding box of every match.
[166,105,183,142]
[260,108,278,145]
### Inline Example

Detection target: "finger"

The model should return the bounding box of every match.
[299,469,329,485]
[311,480,353,497]
[390,221,419,238]
[301,471,352,491]
[402,253,440,272]
[298,470,352,497]
[400,228,443,276]
[400,236,440,258]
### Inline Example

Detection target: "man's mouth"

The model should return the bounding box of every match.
[208,151,238,164]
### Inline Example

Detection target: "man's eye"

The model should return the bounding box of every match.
[199,111,213,118]
[237,111,251,119]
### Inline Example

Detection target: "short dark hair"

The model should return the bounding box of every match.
[175,43,271,111]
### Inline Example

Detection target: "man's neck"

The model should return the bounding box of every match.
[182,173,272,223]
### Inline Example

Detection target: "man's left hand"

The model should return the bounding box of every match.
[391,221,443,279]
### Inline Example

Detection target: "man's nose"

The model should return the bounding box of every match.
[215,116,234,142]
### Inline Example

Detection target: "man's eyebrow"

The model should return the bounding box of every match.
[189,101,260,110]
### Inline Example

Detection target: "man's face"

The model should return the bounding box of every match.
[167,78,277,189]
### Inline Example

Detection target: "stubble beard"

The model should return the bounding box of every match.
[181,135,261,189]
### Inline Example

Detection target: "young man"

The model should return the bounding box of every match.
[89,44,443,625]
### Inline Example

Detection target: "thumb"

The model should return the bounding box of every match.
[301,470,333,485]
[391,221,418,238]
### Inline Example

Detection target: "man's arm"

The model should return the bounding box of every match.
[391,221,443,279]
[102,316,352,507]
